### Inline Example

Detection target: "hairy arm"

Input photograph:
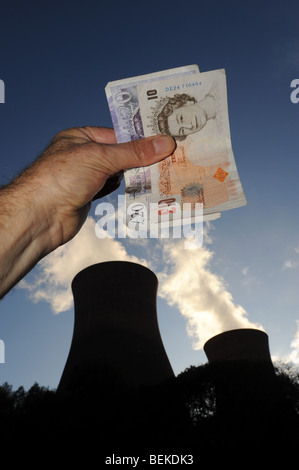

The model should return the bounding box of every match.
[0,127,175,299]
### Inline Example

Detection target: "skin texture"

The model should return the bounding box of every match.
[0,126,175,299]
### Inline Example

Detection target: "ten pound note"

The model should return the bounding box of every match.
[105,65,247,228]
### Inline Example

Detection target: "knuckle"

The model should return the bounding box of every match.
[128,139,147,163]
[52,128,70,140]
[52,127,78,142]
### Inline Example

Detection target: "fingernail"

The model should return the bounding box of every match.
[152,136,175,155]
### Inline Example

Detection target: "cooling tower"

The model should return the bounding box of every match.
[203,328,274,367]
[57,261,174,393]
[201,333,295,452]
[203,328,277,423]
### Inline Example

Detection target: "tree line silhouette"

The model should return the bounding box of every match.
[0,361,298,461]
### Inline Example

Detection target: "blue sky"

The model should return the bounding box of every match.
[0,0,299,390]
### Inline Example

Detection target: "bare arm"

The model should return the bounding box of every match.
[0,126,175,299]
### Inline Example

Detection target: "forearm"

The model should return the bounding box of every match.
[0,174,55,299]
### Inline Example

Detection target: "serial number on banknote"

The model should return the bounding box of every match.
[164,81,202,92]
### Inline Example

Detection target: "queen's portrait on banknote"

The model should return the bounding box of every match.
[156,83,218,141]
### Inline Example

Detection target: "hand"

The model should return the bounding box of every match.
[0,126,175,299]
[24,126,175,248]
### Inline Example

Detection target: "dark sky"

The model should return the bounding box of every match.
[0,0,299,390]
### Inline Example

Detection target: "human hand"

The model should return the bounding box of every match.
[0,126,175,299]
[26,126,175,249]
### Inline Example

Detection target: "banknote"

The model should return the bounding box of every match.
[106,64,199,143]
[105,66,247,226]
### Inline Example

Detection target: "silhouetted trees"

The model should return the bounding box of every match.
[176,361,299,452]
[0,362,298,460]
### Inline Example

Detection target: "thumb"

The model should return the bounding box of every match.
[96,135,176,175]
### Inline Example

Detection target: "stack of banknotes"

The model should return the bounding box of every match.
[105,64,247,226]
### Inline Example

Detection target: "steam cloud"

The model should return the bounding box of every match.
[157,237,263,349]
[19,216,268,351]
[288,320,299,365]
[19,217,147,314]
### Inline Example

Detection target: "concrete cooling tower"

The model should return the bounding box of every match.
[57,261,174,393]
[203,328,277,418]
[203,328,274,368]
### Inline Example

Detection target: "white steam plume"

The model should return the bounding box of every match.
[288,320,299,365]
[19,217,147,314]
[19,216,263,349]
[157,238,263,349]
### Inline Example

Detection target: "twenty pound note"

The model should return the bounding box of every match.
[105,66,247,226]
